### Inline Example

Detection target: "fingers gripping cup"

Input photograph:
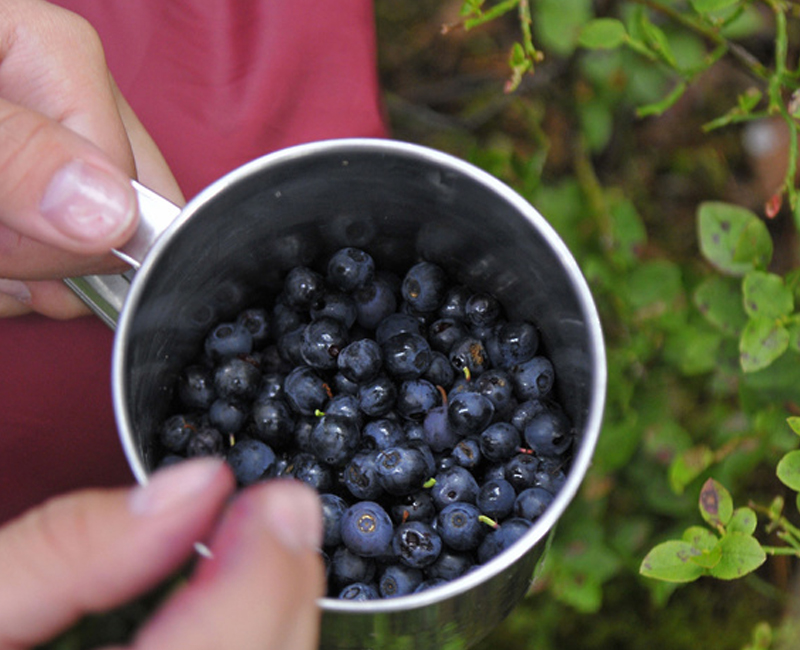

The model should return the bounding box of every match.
[69,139,606,650]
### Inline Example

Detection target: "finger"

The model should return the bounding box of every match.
[0,458,236,649]
[0,278,95,319]
[0,1,139,266]
[132,480,325,650]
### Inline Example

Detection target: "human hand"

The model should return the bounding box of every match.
[0,458,325,650]
[0,0,184,319]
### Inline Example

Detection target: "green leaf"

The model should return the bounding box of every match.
[693,276,748,338]
[699,478,733,528]
[534,0,593,57]
[742,271,794,319]
[682,525,718,552]
[578,18,627,49]
[681,526,721,569]
[669,446,714,494]
[690,0,739,14]
[709,532,766,579]
[639,15,677,67]
[697,202,772,276]
[739,316,790,373]
[787,416,800,436]
[728,507,758,535]
[776,449,800,491]
[640,540,706,582]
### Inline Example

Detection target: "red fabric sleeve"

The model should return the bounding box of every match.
[0,0,387,524]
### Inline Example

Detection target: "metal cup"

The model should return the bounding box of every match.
[69,138,606,650]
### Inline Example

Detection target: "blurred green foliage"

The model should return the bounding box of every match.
[377,0,800,648]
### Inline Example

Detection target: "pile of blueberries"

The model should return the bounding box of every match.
[157,247,573,600]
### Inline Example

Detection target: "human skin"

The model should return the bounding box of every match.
[0,459,325,650]
[0,0,184,318]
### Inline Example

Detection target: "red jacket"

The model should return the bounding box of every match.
[0,0,387,523]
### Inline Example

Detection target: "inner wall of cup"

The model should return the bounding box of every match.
[120,145,594,480]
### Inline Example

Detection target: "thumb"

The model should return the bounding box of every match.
[0,458,236,650]
[0,100,138,256]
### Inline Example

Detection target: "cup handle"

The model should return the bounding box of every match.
[63,180,182,329]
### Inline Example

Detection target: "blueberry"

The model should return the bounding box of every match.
[288,452,334,492]
[250,397,294,448]
[226,438,276,485]
[431,466,480,510]
[448,336,490,379]
[310,414,360,467]
[209,398,247,434]
[283,266,325,310]
[300,317,349,370]
[514,486,555,521]
[475,369,516,418]
[479,422,521,462]
[341,501,394,558]
[214,357,261,401]
[422,351,456,389]
[396,378,440,421]
[447,392,495,437]
[393,521,442,568]
[523,410,573,457]
[390,490,437,525]
[271,301,307,338]
[330,545,376,589]
[236,307,271,347]
[257,371,286,401]
[504,453,541,492]
[159,413,197,454]
[204,320,253,360]
[353,276,398,330]
[382,332,433,380]
[343,450,384,500]
[464,292,501,328]
[422,405,460,453]
[357,375,397,417]
[375,446,430,496]
[338,582,379,601]
[310,290,358,329]
[451,437,482,470]
[414,578,448,593]
[477,478,516,520]
[320,493,349,548]
[375,313,425,346]
[401,261,448,313]
[477,518,532,564]
[379,564,424,598]
[186,426,225,457]
[437,502,487,551]
[327,247,375,292]
[510,399,548,432]
[323,394,364,428]
[438,284,471,320]
[486,321,539,369]
[510,356,555,401]
[283,366,330,415]
[337,338,383,383]
[362,418,405,450]
[427,318,468,354]
[177,365,216,410]
[426,549,475,581]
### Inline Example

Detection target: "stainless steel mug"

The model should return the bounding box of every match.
[69,138,606,650]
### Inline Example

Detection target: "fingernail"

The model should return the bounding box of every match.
[261,480,323,552]
[40,160,135,242]
[0,278,31,303]
[128,458,225,516]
